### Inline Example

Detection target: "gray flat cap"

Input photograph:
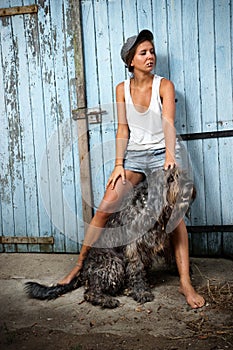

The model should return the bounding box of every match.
[120,29,154,65]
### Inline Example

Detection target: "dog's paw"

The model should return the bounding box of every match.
[102,297,120,309]
[84,292,120,309]
[133,291,154,304]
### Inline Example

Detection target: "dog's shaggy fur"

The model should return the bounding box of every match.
[25,167,195,308]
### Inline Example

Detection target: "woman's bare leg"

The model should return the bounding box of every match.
[172,220,205,308]
[59,171,144,285]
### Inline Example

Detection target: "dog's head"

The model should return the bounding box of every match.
[165,167,196,206]
[147,167,195,232]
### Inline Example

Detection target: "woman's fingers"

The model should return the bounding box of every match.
[121,169,126,185]
[106,177,113,188]
[107,169,126,190]
[164,161,176,170]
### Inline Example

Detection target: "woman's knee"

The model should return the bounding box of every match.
[94,208,112,224]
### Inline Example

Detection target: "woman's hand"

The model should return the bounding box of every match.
[106,165,126,189]
[164,152,176,170]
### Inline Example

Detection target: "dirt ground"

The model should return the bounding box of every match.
[0,253,232,350]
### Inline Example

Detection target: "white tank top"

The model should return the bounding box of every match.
[124,74,166,151]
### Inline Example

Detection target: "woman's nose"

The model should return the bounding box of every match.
[147,51,153,59]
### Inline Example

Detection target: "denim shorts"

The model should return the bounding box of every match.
[124,148,166,175]
[124,143,186,175]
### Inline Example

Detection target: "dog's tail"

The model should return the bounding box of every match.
[24,277,81,300]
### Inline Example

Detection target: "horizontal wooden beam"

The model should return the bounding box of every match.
[187,225,233,233]
[180,129,233,141]
[0,236,54,244]
[0,5,38,17]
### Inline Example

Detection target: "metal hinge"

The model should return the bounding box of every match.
[72,107,106,124]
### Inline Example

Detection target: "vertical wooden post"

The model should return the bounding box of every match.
[70,0,93,226]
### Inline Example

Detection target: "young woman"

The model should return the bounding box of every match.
[59,30,205,309]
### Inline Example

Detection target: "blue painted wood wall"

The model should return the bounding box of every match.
[0,0,84,253]
[81,0,233,257]
[0,0,232,255]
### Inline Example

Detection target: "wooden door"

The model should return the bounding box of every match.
[0,0,90,252]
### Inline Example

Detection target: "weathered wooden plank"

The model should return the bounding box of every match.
[203,139,222,256]
[106,0,124,168]
[107,0,125,100]
[166,0,186,133]
[37,0,66,252]
[0,0,15,253]
[225,0,233,256]
[1,1,27,252]
[198,0,216,133]
[152,0,170,79]
[136,0,153,31]
[187,139,208,255]
[9,0,39,252]
[219,137,233,256]
[0,236,53,244]
[70,0,93,247]
[89,0,111,195]
[189,146,206,222]
[0,6,13,253]
[22,0,52,252]
[81,0,105,209]
[28,0,55,253]
[62,0,85,252]
[121,0,138,41]
[88,125,105,210]
[80,1,98,107]
[182,0,201,134]
[92,0,116,185]
[197,0,222,254]
[168,0,203,254]
[182,0,205,255]
[0,4,38,17]
[49,0,78,252]
[215,0,232,129]
[214,1,233,256]
[99,0,124,182]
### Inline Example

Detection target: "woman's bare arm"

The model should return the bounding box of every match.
[106,82,129,189]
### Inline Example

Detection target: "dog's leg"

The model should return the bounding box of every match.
[83,250,125,308]
[126,259,154,304]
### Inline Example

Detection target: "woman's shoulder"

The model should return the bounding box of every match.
[116,81,125,91]
[159,77,175,93]
[154,74,173,85]
[116,81,125,101]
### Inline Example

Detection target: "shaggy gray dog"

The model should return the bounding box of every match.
[25,167,194,308]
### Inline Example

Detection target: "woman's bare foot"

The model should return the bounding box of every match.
[179,280,205,309]
[58,264,82,285]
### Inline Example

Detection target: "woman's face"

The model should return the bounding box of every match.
[130,40,156,72]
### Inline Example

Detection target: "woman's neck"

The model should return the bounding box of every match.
[131,72,154,87]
